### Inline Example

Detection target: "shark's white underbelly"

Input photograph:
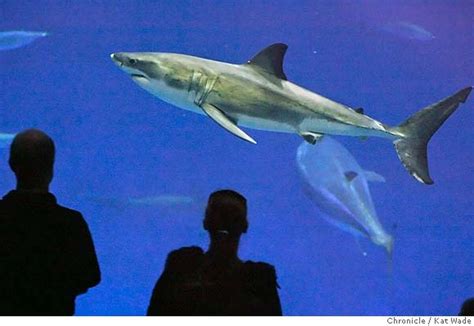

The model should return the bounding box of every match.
[135,77,394,139]
[158,97,392,138]
[236,115,295,133]
[239,115,392,138]
[136,78,205,115]
[299,117,390,137]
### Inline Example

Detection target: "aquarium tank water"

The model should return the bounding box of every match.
[1,1,472,315]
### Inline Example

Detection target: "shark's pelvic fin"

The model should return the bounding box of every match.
[355,107,364,114]
[200,103,257,144]
[392,86,472,185]
[364,170,386,183]
[300,131,324,144]
[246,43,288,80]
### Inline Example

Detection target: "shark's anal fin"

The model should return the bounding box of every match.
[246,43,288,80]
[300,131,324,144]
[200,103,257,144]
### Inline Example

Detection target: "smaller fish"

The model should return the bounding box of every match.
[0,30,48,51]
[88,194,195,209]
[0,133,15,148]
[296,136,393,256]
[127,195,194,207]
[381,21,435,42]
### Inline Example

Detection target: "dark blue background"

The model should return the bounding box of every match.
[1,0,472,315]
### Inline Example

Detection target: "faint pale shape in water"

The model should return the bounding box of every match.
[296,136,393,256]
[88,194,195,209]
[0,30,48,51]
[0,133,15,148]
[381,21,435,41]
[127,195,194,206]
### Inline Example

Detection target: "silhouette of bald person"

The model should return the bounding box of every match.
[0,129,101,315]
[9,129,55,191]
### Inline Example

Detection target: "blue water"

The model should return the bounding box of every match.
[1,0,472,315]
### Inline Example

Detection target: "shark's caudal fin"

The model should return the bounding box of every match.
[392,87,472,184]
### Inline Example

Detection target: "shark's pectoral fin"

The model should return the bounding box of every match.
[300,131,324,144]
[200,103,257,144]
[364,170,386,183]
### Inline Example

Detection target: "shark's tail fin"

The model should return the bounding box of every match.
[392,87,472,184]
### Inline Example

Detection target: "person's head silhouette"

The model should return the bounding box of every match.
[203,189,248,259]
[9,129,55,192]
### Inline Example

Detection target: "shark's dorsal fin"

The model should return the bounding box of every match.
[344,171,358,182]
[246,43,288,80]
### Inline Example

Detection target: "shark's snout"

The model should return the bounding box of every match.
[110,52,148,79]
[110,52,140,67]
[110,53,129,66]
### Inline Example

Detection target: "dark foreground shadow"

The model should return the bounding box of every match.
[0,129,101,315]
[147,189,282,316]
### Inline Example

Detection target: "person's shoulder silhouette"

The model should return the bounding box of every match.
[459,298,474,316]
[0,129,101,316]
[147,189,282,316]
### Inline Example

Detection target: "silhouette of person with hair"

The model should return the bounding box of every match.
[459,297,474,316]
[0,129,101,315]
[147,189,282,316]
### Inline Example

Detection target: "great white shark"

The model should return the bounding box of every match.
[110,43,472,185]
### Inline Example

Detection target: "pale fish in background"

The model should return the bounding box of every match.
[380,21,435,41]
[127,195,194,207]
[0,31,48,51]
[0,133,15,148]
[296,136,393,256]
[88,194,195,209]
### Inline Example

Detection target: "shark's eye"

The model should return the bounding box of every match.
[129,58,137,65]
